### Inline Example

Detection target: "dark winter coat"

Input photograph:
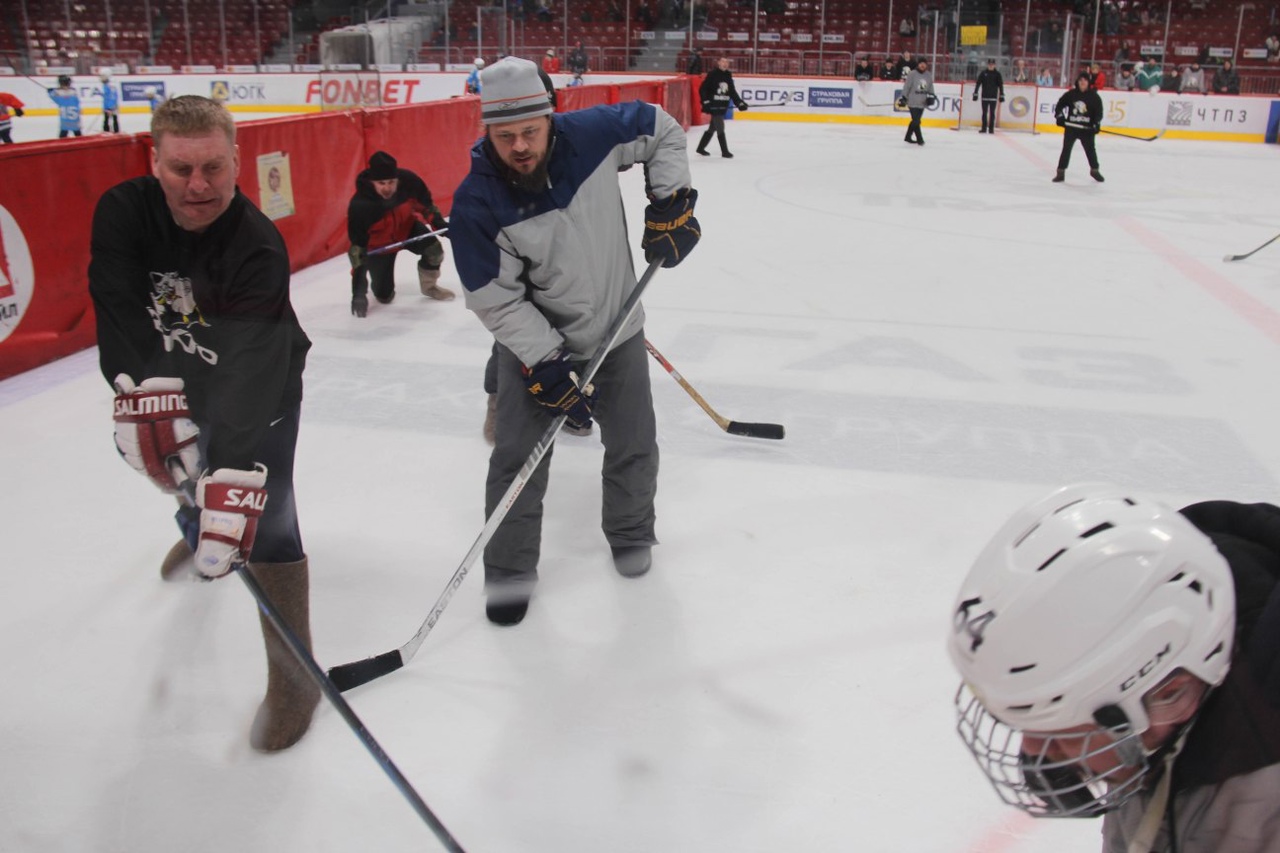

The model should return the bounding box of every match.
[1055,87,1104,131]
[974,68,1005,100]
[347,167,446,252]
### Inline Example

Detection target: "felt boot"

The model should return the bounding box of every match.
[247,558,321,752]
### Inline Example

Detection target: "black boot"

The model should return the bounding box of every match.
[1052,169,1065,183]
[611,545,653,578]
[1090,168,1105,182]
[696,129,713,155]
[486,583,533,626]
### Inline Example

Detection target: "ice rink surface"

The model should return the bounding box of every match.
[2,114,1279,852]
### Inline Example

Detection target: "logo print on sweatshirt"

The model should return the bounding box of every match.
[149,270,218,365]
[0,204,35,342]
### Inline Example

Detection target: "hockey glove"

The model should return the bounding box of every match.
[112,375,201,494]
[347,244,367,269]
[13,107,23,117]
[1055,114,1066,127]
[737,101,749,111]
[972,93,978,101]
[193,465,268,579]
[642,187,700,268]
[523,350,596,429]
[999,95,1005,102]
[926,93,939,108]
[895,97,908,109]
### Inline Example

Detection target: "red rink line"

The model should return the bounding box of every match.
[1117,217,1280,347]
[966,810,1041,853]
[1000,132,1280,347]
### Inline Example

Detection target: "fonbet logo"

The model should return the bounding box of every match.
[0,203,35,344]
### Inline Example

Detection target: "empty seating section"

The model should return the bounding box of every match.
[9,1,1279,73]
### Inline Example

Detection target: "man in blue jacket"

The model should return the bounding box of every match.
[449,57,699,626]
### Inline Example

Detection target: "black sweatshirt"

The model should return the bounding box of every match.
[89,177,310,472]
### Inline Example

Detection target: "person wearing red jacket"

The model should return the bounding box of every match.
[0,91,25,144]
[346,151,454,317]
[542,48,560,74]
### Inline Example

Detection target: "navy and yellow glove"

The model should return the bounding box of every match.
[523,350,596,428]
[642,187,700,268]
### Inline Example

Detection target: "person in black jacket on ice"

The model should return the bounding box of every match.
[88,95,319,753]
[973,57,1005,133]
[697,56,748,158]
[1053,72,1105,183]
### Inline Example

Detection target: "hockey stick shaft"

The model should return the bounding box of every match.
[1096,127,1164,141]
[172,472,464,850]
[367,226,449,257]
[236,566,467,852]
[1224,231,1280,262]
[327,258,664,692]
[643,339,785,440]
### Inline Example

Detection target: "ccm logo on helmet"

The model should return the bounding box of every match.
[954,596,996,653]
[1119,643,1171,693]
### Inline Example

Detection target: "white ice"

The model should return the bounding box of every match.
[2,116,1279,853]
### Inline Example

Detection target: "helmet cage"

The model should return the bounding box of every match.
[954,684,1152,817]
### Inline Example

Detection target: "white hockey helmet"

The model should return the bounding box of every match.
[948,483,1235,815]
[144,85,157,97]
[474,57,486,68]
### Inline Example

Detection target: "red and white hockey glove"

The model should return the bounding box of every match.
[193,465,268,579]
[112,374,201,493]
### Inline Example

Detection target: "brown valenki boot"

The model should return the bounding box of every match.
[417,265,456,300]
[160,539,194,581]
[247,558,321,752]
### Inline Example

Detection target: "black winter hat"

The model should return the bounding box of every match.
[368,151,398,180]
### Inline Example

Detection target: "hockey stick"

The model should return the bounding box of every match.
[746,101,790,108]
[327,258,664,692]
[367,226,449,258]
[857,94,898,108]
[1223,231,1280,262]
[644,339,785,439]
[1097,127,1165,141]
[174,474,465,850]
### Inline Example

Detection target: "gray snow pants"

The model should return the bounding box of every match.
[483,330,658,590]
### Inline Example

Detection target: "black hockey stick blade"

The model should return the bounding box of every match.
[726,420,786,440]
[1223,232,1280,262]
[328,649,405,692]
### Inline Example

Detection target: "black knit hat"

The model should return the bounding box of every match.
[368,151,397,180]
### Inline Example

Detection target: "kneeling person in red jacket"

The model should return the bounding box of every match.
[346,150,454,317]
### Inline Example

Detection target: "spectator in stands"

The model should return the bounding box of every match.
[878,55,897,80]
[98,72,120,134]
[49,75,81,138]
[899,16,916,37]
[607,0,625,22]
[536,1,553,22]
[542,48,561,74]
[854,55,874,81]
[1114,65,1136,91]
[893,49,915,81]
[1011,58,1030,83]
[1087,61,1107,89]
[465,57,485,95]
[1179,60,1206,94]
[1114,40,1132,68]
[1036,66,1054,86]
[1162,62,1183,91]
[1266,33,1279,63]
[1136,55,1163,91]
[0,91,25,144]
[568,41,590,76]
[1213,58,1241,94]
[697,56,748,157]
[346,151,453,318]
[686,46,704,75]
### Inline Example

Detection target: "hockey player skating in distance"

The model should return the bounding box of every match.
[1053,73,1105,183]
[88,95,320,752]
[464,57,484,95]
[973,58,1004,134]
[696,56,748,158]
[98,71,120,134]
[899,58,936,146]
[449,57,699,625]
[48,75,81,138]
[346,150,454,317]
[948,484,1280,853]
[0,91,25,144]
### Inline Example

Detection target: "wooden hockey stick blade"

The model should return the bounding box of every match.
[726,421,786,439]
[328,649,405,692]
